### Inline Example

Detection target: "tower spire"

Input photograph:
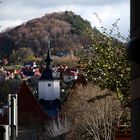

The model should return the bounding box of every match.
[45,40,53,68]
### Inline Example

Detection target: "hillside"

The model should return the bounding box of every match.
[0,11,101,64]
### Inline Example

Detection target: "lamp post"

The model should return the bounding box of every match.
[9,94,18,140]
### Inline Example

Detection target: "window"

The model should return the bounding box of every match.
[48,83,51,87]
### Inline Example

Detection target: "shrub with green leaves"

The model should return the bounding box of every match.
[79,19,130,105]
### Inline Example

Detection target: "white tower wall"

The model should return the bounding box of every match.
[38,80,60,100]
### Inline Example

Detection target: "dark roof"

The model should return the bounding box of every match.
[45,48,53,68]
[40,68,55,80]
[40,45,57,80]
[23,71,34,76]
[0,82,49,125]
[23,62,33,67]
[18,82,49,125]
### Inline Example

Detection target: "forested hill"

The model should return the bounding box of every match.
[0,11,100,63]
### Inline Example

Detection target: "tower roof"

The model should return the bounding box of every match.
[45,49,53,68]
[40,40,59,80]
[45,41,53,68]
[40,68,55,80]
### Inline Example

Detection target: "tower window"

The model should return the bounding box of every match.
[48,83,51,87]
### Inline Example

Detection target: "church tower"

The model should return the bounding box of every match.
[38,41,60,101]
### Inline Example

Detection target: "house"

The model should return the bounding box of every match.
[33,68,41,77]
[21,62,39,79]
[0,81,50,140]
[63,71,78,83]
[5,69,15,80]
[13,69,22,80]
[55,50,70,57]
[2,58,8,65]
[69,68,79,74]
[62,68,79,83]
[23,62,37,69]
[0,81,49,126]
[18,82,49,125]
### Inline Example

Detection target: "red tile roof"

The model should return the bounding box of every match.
[63,71,78,76]
[0,81,49,126]
[18,82,48,125]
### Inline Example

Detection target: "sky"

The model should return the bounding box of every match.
[0,0,130,38]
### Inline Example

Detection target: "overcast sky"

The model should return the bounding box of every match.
[0,0,130,37]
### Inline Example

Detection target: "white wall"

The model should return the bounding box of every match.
[63,75,78,83]
[38,80,60,100]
